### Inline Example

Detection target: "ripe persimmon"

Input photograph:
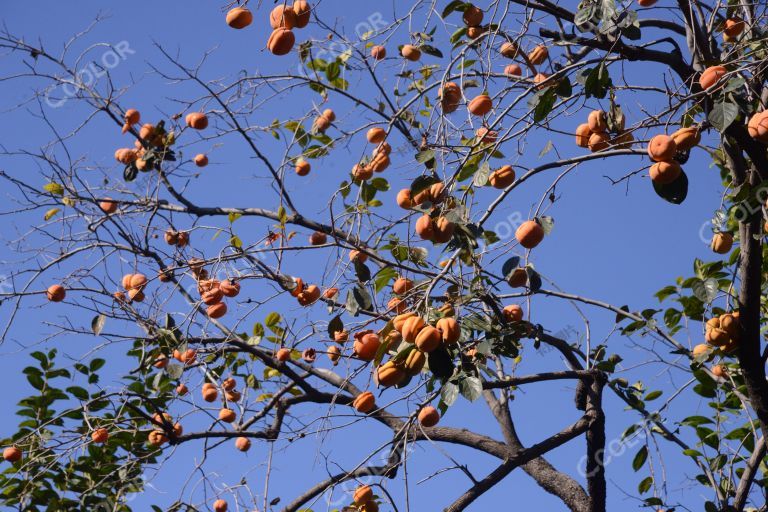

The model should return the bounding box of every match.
[588,132,610,152]
[3,447,21,463]
[415,214,435,241]
[646,134,677,162]
[711,364,727,378]
[515,220,544,249]
[396,188,414,208]
[235,436,251,451]
[504,63,522,77]
[185,112,208,130]
[115,148,139,164]
[418,405,440,427]
[370,45,386,60]
[276,347,291,362]
[476,127,497,144]
[314,115,331,133]
[268,28,296,56]
[402,316,426,343]
[354,485,374,505]
[387,297,406,314]
[488,165,515,188]
[467,94,492,116]
[393,312,417,332]
[393,277,414,295]
[327,345,341,364]
[432,217,455,244]
[218,408,236,423]
[575,123,591,148]
[322,109,336,122]
[692,343,710,358]
[671,126,700,151]
[213,499,228,512]
[270,5,297,29]
[369,152,390,173]
[292,1,311,28]
[46,284,66,302]
[377,360,406,387]
[724,18,745,37]
[747,111,768,143]
[699,65,727,91]
[436,317,460,344]
[202,288,224,305]
[527,45,549,65]
[194,154,208,167]
[352,391,376,414]
[309,231,327,245]
[711,232,733,254]
[176,383,188,395]
[353,332,381,361]
[99,198,118,214]
[401,44,421,61]
[207,302,227,319]
[649,161,682,184]
[295,158,311,176]
[219,279,240,297]
[404,349,426,376]
[297,284,321,305]
[503,304,524,322]
[367,127,386,144]
[91,428,109,444]
[153,355,169,369]
[507,268,528,288]
[415,325,441,352]
[124,109,140,126]
[500,41,518,58]
[148,430,168,446]
[587,110,607,133]
[226,7,253,29]
[226,390,241,402]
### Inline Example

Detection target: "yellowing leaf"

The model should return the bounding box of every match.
[43,182,64,195]
[44,208,60,221]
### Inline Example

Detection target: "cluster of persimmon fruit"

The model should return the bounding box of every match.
[645,126,700,184]
[185,259,241,319]
[114,273,149,303]
[225,1,311,57]
[351,125,392,181]
[351,484,382,512]
[574,109,634,153]
[692,311,740,379]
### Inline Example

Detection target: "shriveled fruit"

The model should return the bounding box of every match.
[276,347,291,362]
[507,268,528,288]
[710,232,733,254]
[207,302,227,319]
[222,378,236,392]
[488,165,515,188]
[503,304,524,322]
[148,430,168,446]
[268,28,296,56]
[401,44,421,61]
[218,408,236,423]
[692,343,710,358]
[219,280,240,297]
[649,161,682,184]
[352,391,376,413]
[436,317,460,344]
[468,94,492,116]
[3,447,21,462]
[462,4,483,26]
[235,436,251,451]
[367,127,386,144]
[354,485,374,505]
[334,330,349,343]
[115,148,139,164]
[387,297,406,314]
[185,112,208,130]
[128,289,145,302]
[699,65,727,91]
[309,231,327,245]
[533,72,550,89]
[176,383,188,395]
[292,0,311,28]
[393,277,414,295]
[377,360,406,387]
[371,45,386,60]
[671,126,701,151]
[353,332,381,361]
[467,26,484,39]
[646,134,677,162]
[295,158,311,176]
[226,7,253,29]
[404,348,426,376]
[711,364,727,378]
[401,316,426,343]
[46,284,66,302]
[124,109,140,127]
[153,355,169,369]
[515,220,544,249]
[724,18,745,37]
[225,390,241,402]
[202,288,224,305]
[587,110,607,133]
[91,428,109,444]
[418,405,440,427]
[270,5,297,29]
[575,123,591,148]
[323,287,338,299]
[415,325,442,352]
[352,163,373,181]
[302,348,316,363]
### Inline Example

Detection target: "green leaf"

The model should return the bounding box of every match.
[43,182,64,195]
[638,475,653,494]
[91,315,106,336]
[265,312,281,328]
[441,381,459,406]
[691,278,718,304]
[531,88,557,122]
[415,149,436,166]
[327,315,343,337]
[374,266,398,293]
[632,445,648,471]
[459,376,482,401]
[708,99,739,132]
[420,45,443,58]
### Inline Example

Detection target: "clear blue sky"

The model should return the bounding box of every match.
[0,1,729,510]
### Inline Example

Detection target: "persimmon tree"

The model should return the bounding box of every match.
[0,1,767,511]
